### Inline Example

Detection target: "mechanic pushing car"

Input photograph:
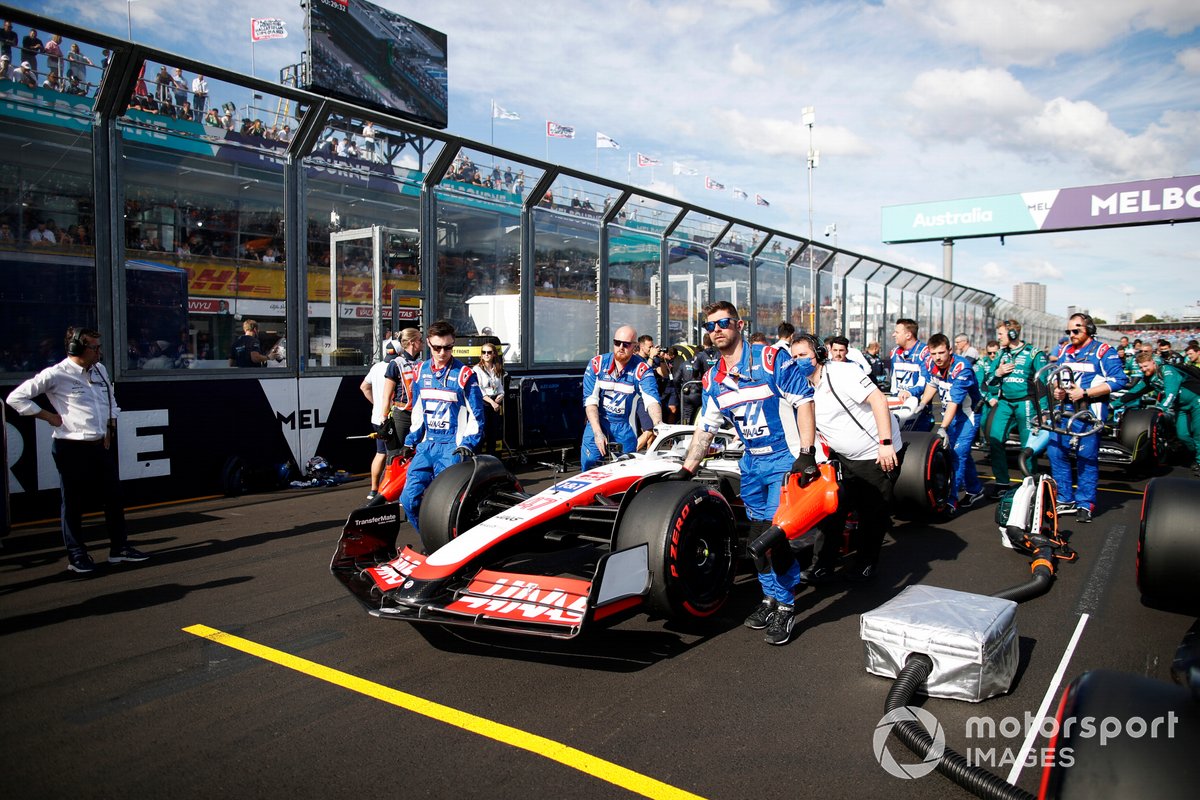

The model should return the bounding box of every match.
[984,319,1047,495]
[1048,313,1128,523]
[580,324,662,470]
[890,318,934,431]
[398,320,486,535]
[665,301,817,646]
[915,333,985,514]
[1111,350,1200,476]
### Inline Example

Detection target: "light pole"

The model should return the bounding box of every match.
[803,106,819,333]
[127,0,141,40]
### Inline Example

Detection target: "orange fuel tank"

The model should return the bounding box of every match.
[772,462,840,540]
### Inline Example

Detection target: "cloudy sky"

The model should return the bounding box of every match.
[14,0,1200,323]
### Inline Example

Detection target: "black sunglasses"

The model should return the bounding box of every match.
[429,344,453,352]
[702,317,738,333]
[1064,328,1084,335]
[612,339,633,349]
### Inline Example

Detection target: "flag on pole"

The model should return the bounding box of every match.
[637,153,661,167]
[733,188,748,200]
[755,193,770,207]
[705,176,725,191]
[547,121,575,138]
[492,101,520,120]
[672,161,698,176]
[250,18,288,41]
[596,132,620,149]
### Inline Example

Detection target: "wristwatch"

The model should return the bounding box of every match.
[878,439,892,446]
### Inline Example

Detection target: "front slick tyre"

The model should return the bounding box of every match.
[616,481,736,621]
[418,456,520,553]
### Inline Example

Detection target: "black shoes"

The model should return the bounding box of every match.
[800,565,834,586]
[67,550,95,574]
[1076,507,1093,524]
[844,562,877,583]
[108,545,150,563]
[744,598,776,630]
[764,604,796,645]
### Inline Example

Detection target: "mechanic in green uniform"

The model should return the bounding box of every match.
[974,339,1000,445]
[1112,351,1200,475]
[985,320,1047,493]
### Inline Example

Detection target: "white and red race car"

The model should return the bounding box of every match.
[331,429,748,639]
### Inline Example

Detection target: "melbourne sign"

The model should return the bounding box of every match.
[881,174,1200,243]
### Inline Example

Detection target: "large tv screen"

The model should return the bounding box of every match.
[306,0,448,129]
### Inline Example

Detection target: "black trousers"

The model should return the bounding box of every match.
[812,448,901,569]
[51,438,127,555]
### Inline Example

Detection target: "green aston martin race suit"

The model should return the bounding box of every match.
[986,343,1048,486]
[1112,364,1200,466]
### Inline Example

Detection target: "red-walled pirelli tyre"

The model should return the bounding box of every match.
[418,456,522,554]
[1118,408,1166,474]
[615,481,737,620]
[1040,669,1200,799]
[1137,477,1200,614]
[892,431,951,518]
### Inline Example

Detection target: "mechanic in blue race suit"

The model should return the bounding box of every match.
[890,317,934,431]
[916,333,986,513]
[580,324,662,470]
[665,301,816,646]
[1048,313,1128,524]
[399,320,487,536]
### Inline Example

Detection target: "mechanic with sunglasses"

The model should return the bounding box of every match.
[1048,313,1128,523]
[399,320,487,535]
[581,325,662,470]
[666,301,816,645]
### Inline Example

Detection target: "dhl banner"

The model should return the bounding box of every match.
[183,262,418,302]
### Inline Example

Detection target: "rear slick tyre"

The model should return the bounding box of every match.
[616,481,737,620]
[1137,476,1200,614]
[893,431,950,518]
[1118,408,1164,475]
[418,456,520,554]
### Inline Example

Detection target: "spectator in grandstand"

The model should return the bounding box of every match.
[1049,314,1128,523]
[473,342,506,455]
[64,73,87,96]
[15,59,35,88]
[191,73,207,120]
[1111,351,1200,476]
[228,319,269,368]
[0,21,16,62]
[0,221,13,243]
[398,321,486,536]
[0,54,10,82]
[6,325,150,573]
[20,28,42,73]
[70,224,90,246]
[43,33,62,78]
[582,325,661,469]
[28,220,55,246]
[220,109,233,130]
[362,121,376,159]
[153,65,171,104]
[954,333,979,365]
[203,108,220,127]
[41,70,61,92]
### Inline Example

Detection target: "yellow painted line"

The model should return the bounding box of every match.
[183,624,705,800]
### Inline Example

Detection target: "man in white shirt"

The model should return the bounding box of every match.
[191,74,208,120]
[7,326,149,573]
[790,333,901,583]
[360,340,400,502]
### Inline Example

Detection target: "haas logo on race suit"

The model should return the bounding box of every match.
[732,400,769,440]
[427,401,452,431]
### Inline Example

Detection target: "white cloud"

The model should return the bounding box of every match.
[1027,260,1065,280]
[1180,47,1200,72]
[980,262,1006,282]
[889,0,1200,66]
[711,108,872,159]
[730,44,765,77]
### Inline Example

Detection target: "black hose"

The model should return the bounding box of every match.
[990,565,1054,603]
[886,654,1035,800]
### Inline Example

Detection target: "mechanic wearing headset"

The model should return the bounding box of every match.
[890,318,934,431]
[1048,313,1128,523]
[580,324,662,470]
[1111,351,1200,476]
[7,325,149,573]
[790,332,901,584]
[398,320,487,536]
[915,333,986,513]
[666,301,816,646]
[984,320,1047,495]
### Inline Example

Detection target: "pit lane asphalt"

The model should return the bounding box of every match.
[2,455,1195,800]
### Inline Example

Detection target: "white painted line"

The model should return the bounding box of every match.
[1007,612,1090,784]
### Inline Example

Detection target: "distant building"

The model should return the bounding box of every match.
[1117,312,1133,325]
[1066,304,1088,319]
[1012,282,1046,312]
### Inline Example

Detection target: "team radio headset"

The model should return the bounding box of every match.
[795,333,891,449]
[68,325,116,439]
